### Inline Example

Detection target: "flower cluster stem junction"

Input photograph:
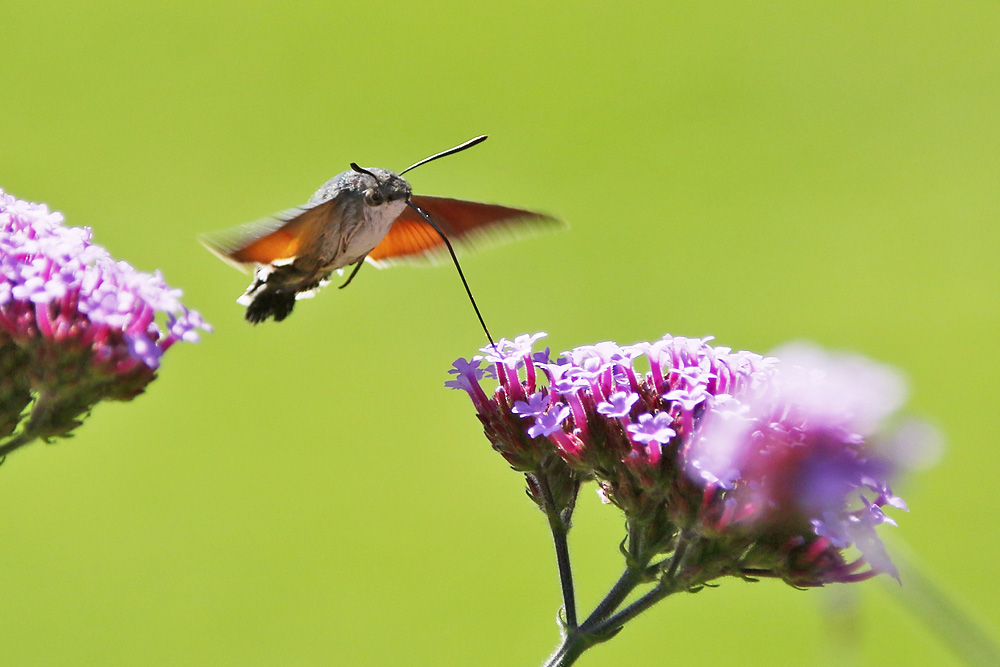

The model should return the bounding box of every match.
[538,496,693,666]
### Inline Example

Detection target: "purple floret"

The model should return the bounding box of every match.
[528,405,571,438]
[627,412,676,445]
[597,391,638,418]
[512,392,550,419]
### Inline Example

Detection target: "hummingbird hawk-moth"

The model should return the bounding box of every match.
[200,135,558,343]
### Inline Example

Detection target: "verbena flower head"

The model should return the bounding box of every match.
[0,189,210,444]
[449,333,931,587]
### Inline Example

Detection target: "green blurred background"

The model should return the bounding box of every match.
[2,2,997,665]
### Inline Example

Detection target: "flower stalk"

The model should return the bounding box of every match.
[533,469,579,629]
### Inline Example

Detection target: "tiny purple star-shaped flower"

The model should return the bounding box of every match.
[553,376,591,395]
[663,386,709,412]
[512,392,551,419]
[448,356,485,381]
[444,374,477,392]
[511,332,548,353]
[166,309,209,345]
[531,347,553,365]
[597,391,639,418]
[528,404,571,438]
[626,412,677,445]
[482,334,546,368]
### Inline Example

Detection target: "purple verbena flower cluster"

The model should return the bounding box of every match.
[0,189,210,446]
[449,332,919,587]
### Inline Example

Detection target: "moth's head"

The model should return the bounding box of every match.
[355,167,412,207]
[308,167,412,207]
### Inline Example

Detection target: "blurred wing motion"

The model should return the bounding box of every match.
[198,197,341,272]
[366,195,561,267]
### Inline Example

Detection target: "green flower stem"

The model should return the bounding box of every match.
[538,531,697,667]
[586,539,697,637]
[0,393,57,459]
[540,571,680,667]
[578,521,651,632]
[0,430,35,459]
[535,472,578,629]
[578,567,644,633]
[538,567,641,667]
[548,516,577,628]
[541,631,592,667]
[587,577,683,638]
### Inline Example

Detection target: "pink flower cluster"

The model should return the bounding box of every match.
[449,333,922,586]
[0,189,210,442]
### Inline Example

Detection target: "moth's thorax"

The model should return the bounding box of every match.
[307,168,412,270]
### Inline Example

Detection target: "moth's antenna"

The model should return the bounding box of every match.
[350,163,381,181]
[405,199,496,348]
[400,135,488,176]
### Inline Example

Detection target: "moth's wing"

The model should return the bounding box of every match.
[366,195,562,267]
[199,196,341,273]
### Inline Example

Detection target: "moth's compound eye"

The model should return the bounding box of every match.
[364,189,384,206]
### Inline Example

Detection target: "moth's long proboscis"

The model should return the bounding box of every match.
[404,198,496,348]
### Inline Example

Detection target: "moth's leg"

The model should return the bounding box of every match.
[339,258,366,289]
